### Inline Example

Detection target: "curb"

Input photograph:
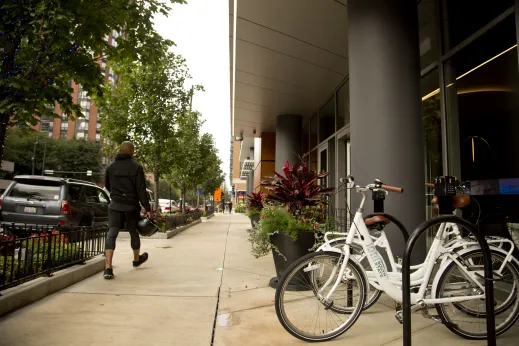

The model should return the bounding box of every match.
[201,214,215,222]
[0,256,105,318]
[118,219,202,240]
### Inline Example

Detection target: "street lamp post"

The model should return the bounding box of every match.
[31,139,39,175]
[41,138,47,175]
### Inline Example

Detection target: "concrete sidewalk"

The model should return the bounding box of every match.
[0,213,517,345]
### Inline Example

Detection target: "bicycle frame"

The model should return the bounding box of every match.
[318,186,490,306]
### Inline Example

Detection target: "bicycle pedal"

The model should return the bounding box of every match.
[395,311,403,324]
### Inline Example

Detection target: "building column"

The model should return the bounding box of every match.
[275,114,302,171]
[349,0,425,260]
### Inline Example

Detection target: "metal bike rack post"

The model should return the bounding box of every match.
[402,215,496,346]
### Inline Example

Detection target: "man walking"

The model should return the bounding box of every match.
[103,141,153,279]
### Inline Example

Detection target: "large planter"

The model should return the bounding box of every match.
[268,231,316,290]
[249,214,260,228]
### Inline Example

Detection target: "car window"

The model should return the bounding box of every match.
[84,186,101,203]
[98,190,110,204]
[68,185,83,201]
[9,182,62,201]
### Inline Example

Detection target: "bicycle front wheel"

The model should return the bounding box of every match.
[275,251,367,342]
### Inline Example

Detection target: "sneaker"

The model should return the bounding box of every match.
[133,252,149,267]
[104,268,114,280]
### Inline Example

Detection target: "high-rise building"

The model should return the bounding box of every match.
[33,30,121,148]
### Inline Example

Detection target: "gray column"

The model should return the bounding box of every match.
[275,114,302,171]
[349,0,425,260]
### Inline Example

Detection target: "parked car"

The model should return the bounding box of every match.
[158,199,178,214]
[0,176,110,232]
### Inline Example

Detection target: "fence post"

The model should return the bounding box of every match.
[46,230,53,277]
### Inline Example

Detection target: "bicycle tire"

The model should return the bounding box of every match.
[435,249,519,339]
[275,251,367,342]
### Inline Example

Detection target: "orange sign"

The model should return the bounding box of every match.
[214,188,222,202]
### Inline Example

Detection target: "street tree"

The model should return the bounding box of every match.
[98,51,197,206]
[165,112,223,211]
[0,0,185,163]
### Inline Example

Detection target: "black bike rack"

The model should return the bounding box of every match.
[402,215,496,346]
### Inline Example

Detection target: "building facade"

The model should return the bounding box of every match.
[33,30,121,153]
[229,0,519,255]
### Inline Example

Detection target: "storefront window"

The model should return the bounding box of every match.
[337,81,349,130]
[310,115,318,150]
[302,123,310,154]
[441,0,513,51]
[418,0,439,69]
[421,69,442,226]
[444,15,519,223]
[319,95,335,143]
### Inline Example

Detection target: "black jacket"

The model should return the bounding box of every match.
[105,154,151,212]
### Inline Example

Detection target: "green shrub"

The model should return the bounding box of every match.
[235,203,246,213]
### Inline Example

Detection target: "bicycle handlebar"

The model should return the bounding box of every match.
[381,184,404,194]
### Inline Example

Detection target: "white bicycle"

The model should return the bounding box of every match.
[275,178,519,342]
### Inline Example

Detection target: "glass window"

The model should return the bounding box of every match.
[421,69,442,224]
[337,81,349,129]
[441,0,513,51]
[99,190,109,204]
[68,185,83,201]
[60,131,67,140]
[418,0,439,69]
[443,15,519,222]
[310,149,317,175]
[319,95,335,142]
[60,122,68,130]
[310,115,318,150]
[10,182,62,200]
[302,123,309,154]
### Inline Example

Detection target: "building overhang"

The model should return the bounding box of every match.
[229,0,349,139]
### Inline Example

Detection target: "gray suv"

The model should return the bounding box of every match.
[0,176,110,232]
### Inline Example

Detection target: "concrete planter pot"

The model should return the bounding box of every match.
[268,231,315,290]
[249,214,260,228]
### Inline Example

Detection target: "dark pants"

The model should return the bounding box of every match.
[106,209,141,250]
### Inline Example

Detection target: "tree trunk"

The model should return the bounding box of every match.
[0,114,10,165]
[181,188,186,213]
[153,169,160,210]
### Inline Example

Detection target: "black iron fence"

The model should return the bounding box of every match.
[0,224,107,292]
[157,211,203,231]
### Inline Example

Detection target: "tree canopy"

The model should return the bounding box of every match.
[3,128,102,179]
[0,0,186,162]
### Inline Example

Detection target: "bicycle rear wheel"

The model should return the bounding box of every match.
[435,249,519,339]
[275,251,367,342]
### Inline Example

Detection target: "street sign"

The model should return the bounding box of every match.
[214,188,222,202]
[87,170,92,176]
[44,170,54,175]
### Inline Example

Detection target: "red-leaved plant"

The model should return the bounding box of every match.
[246,191,264,216]
[261,160,334,214]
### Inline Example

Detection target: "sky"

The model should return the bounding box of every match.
[153,0,231,187]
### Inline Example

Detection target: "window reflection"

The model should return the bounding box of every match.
[337,82,349,129]
[418,0,439,69]
[310,115,318,150]
[441,0,513,51]
[444,15,519,223]
[319,95,335,142]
